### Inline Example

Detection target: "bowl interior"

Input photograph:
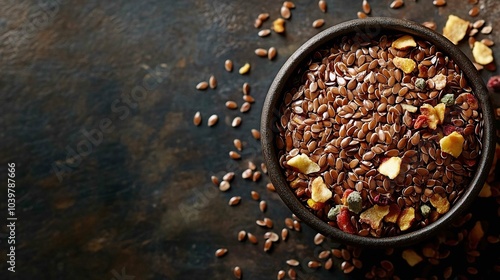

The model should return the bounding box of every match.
[261,17,495,247]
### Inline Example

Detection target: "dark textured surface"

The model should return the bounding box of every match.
[0,0,499,279]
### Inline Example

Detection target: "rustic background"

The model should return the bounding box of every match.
[0,0,499,279]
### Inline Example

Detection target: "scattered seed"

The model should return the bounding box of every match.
[280,6,291,19]
[240,102,251,113]
[226,101,238,110]
[286,259,300,266]
[469,6,479,17]
[422,21,437,30]
[233,139,242,151]
[267,183,276,192]
[254,18,263,28]
[258,29,271,37]
[253,171,262,182]
[481,25,492,34]
[238,230,247,241]
[293,220,301,231]
[277,270,285,280]
[193,111,202,126]
[232,116,242,127]
[308,260,321,268]
[215,248,228,257]
[312,19,325,28]
[260,163,268,173]
[223,172,235,182]
[247,232,258,244]
[251,191,260,201]
[243,95,255,103]
[225,59,233,72]
[242,169,253,179]
[314,233,325,245]
[229,196,241,206]
[325,258,333,270]
[264,231,279,242]
[233,266,242,279]
[264,239,273,252]
[357,12,368,19]
[242,82,250,95]
[251,129,261,140]
[260,200,267,212]
[281,228,289,240]
[211,175,219,186]
[319,0,327,12]
[209,75,217,89]
[264,217,274,228]
[196,81,208,90]
[283,1,295,8]
[268,47,277,60]
[472,19,485,29]
[255,48,268,57]
[288,268,297,279]
[229,151,241,159]
[390,0,404,9]
[362,0,371,14]
[239,63,251,74]
[248,161,256,170]
[258,13,270,21]
[433,0,446,7]
[481,38,495,47]
[219,180,230,192]
[207,114,218,126]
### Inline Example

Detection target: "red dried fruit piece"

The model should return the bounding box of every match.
[337,207,356,234]
[465,93,479,110]
[487,75,500,93]
[373,194,390,206]
[442,125,456,136]
[414,115,429,129]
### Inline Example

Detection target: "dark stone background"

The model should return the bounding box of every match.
[0,0,499,279]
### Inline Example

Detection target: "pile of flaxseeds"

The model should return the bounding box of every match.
[193,1,500,279]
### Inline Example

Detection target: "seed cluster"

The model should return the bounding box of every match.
[190,1,500,279]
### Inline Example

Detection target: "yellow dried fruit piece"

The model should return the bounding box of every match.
[429,193,450,214]
[443,15,470,45]
[384,203,401,223]
[287,154,320,174]
[434,103,446,124]
[272,18,286,33]
[397,207,415,231]
[432,73,447,90]
[468,221,484,249]
[420,104,439,130]
[392,35,417,50]
[478,182,492,198]
[472,41,494,65]
[393,57,416,74]
[402,249,423,267]
[401,103,418,113]
[439,131,465,158]
[359,205,390,229]
[310,177,332,203]
[378,156,402,179]
[239,63,251,75]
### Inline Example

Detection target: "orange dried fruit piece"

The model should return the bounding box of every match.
[472,41,494,65]
[439,131,465,158]
[287,154,320,174]
[402,249,423,267]
[393,57,417,74]
[397,207,415,231]
[468,221,484,249]
[383,203,401,223]
[443,15,469,45]
[359,205,390,229]
[392,35,417,50]
[378,156,402,179]
[307,198,325,210]
[429,193,450,214]
[310,177,332,203]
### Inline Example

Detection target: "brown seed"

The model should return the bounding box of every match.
[481,25,492,34]
[251,191,260,201]
[308,260,321,268]
[318,250,331,259]
[390,0,403,9]
[215,248,228,257]
[226,101,238,110]
[314,233,325,245]
[422,21,437,30]
[255,48,268,57]
[228,196,241,206]
[254,18,262,28]
[260,200,267,212]
[357,11,368,19]
[469,6,479,17]
[433,0,446,6]
[277,270,285,280]
[229,151,241,160]
[288,268,296,279]
[472,19,485,29]
[223,172,235,182]
[312,19,325,28]
[243,95,255,103]
[248,161,257,170]
[242,169,253,179]
[481,38,495,46]
[242,82,250,95]
[319,0,327,12]
[281,228,289,240]
[264,239,273,252]
[362,0,371,14]
[260,163,268,174]
[267,182,276,192]
[251,129,261,140]
[224,60,233,72]
[258,29,271,37]
[286,259,300,266]
[240,102,251,113]
[238,230,247,241]
[264,217,274,228]
[264,231,279,242]
[268,47,277,60]
[324,258,333,270]
[219,180,230,192]
[233,266,242,279]
[193,111,202,126]
[208,114,218,126]
[283,1,295,8]
[196,81,208,90]
[209,75,217,89]
[247,232,258,244]
[233,139,242,151]
[232,116,242,127]
[280,6,291,19]
[211,175,219,186]
[258,13,270,21]
[293,220,301,231]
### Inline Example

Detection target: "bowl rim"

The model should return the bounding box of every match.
[261,17,495,247]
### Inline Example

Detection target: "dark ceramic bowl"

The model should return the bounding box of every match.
[261,17,495,247]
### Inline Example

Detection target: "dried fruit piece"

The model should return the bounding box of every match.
[468,221,484,249]
[440,93,455,106]
[337,207,356,233]
[310,177,332,203]
[472,41,494,65]
[478,182,492,198]
[327,205,342,220]
[346,191,362,214]
[239,63,251,74]
[415,78,426,90]
[392,35,417,50]
[378,156,402,179]
[360,205,390,229]
[383,204,401,223]
[397,207,415,231]
[420,204,431,217]
[439,131,465,158]
[286,154,320,174]
[434,103,446,124]
[414,114,429,129]
[432,73,447,90]
[393,57,416,74]
[443,15,469,45]
[401,103,418,113]
[419,103,443,130]
[429,193,451,214]
[402,249,423,267]
[272,18,286,34]
[307,198,325,210]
